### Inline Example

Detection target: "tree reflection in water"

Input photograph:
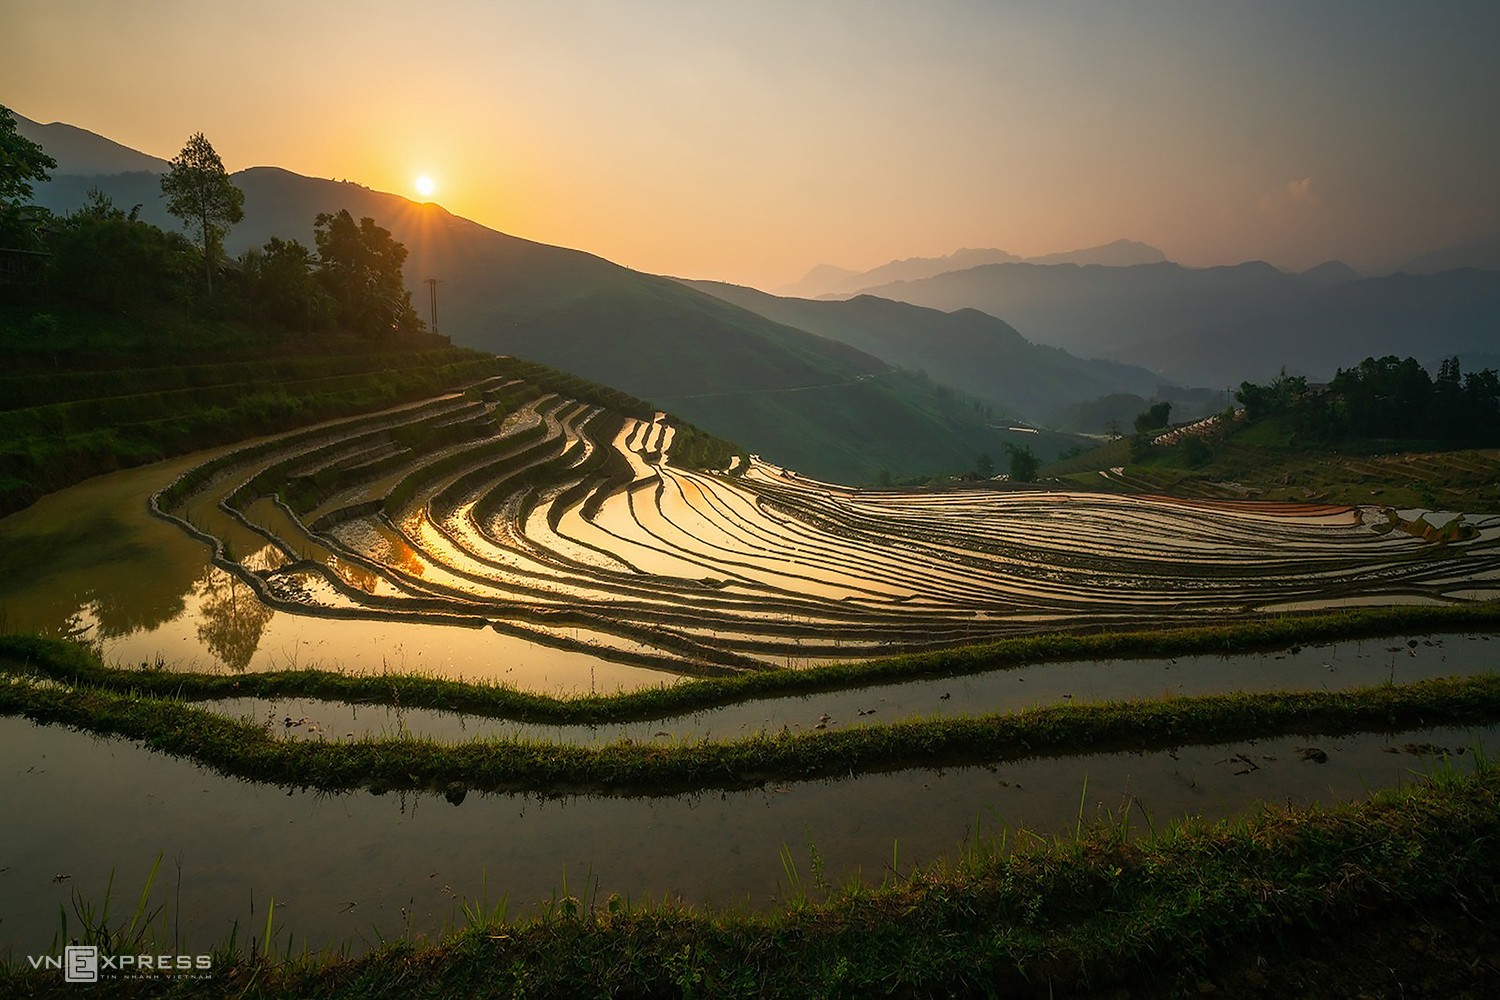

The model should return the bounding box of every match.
[193,567,274,672]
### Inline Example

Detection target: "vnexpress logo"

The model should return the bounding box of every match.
[65,945,98,983]
[28,947,211,980]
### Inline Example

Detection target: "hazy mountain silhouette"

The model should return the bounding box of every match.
[1132,268,1500,386]
[680,280,1165,424]
[1023,239,1166,268]
[779,240,1165,298]
[1393,233,1500,275]
[12,112,169,175]
[1296,260,1361,287]
[777,262,862,297]
[851,259,1500,386]
[777,248,1022,298]
[27,135,1064,481]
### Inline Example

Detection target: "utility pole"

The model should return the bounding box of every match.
[423,277,441,336]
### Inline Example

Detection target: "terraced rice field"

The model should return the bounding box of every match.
[151,377,1500,679]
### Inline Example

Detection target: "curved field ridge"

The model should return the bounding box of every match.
[152,378,1500,676]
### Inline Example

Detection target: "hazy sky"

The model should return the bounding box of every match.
[6,0,1499,287]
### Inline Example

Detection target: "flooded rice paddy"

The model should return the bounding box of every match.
[210,633,1496,746]
[2,713,1492,955]
[2,384,1499,957]
[2,383,1498,691]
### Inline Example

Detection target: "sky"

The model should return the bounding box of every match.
[6,0,1499,289]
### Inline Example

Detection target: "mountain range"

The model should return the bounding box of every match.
[15,113,1091,480]
[845,259,1500,386]
[18,111,1498,442]
[678,280,1166,423]
[777,239,1166,298]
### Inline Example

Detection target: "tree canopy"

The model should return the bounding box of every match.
[160,132,244,293]
[50,191,196,312]
[1133,400,1172,433]
[1004,442,1040,482]
[1235,356,1499,445]
[313,209,422,337]
[0,104,57,248]
[242,236,335,332]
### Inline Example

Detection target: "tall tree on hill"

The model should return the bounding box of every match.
[160,132,243,294]
[0,103,57,249]
[313,208,422,337]
[1004,442,1040,482]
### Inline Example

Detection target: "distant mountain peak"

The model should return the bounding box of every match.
[1393,232,1500,275]
[1024,239,1166,267]
[12,111,170,175]
[776,248,1020,299]
[1297,260,1361,286]
[779,239,1171,299]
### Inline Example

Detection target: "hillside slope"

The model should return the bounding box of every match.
[27,147,1059,482]
[680,279,1165,422]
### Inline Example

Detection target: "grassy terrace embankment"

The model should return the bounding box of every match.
[0,341,508,518]
[6,603,1498,726]
[4,607,1500,796]
[2,669,1497,797]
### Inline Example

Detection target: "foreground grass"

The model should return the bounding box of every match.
[4,760,1497,997]
[4,602,1500,727]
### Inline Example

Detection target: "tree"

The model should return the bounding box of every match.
[1133,400,1172,433]
[0,104,57,249]
[1004,442,1040,482]
[160,132,244,293]
[50,192,195,312]
[243,237,334,331]
[974,452,995,478]
[313,209,422,337]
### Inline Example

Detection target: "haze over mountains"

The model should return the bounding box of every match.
[679,280,1164,423]
[846,259,1500,387]
[773,221,1499,390]
[778,239,1166,298]
[17,112,1499,448]
[17,114,1081,481]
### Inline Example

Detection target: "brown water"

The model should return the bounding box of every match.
[0,715,1488,956]
[0,456,673,695]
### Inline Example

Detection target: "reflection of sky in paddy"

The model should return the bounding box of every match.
[4,394,1499,692]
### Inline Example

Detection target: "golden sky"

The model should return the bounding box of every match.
[6,0,1499,288]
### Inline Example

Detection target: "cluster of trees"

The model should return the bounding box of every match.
[1236,356,1500,445]
[1134,401,1171,433]
[965,443,1039,482]
[1,106,422,339]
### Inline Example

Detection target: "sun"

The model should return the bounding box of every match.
[415,175,436,198]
